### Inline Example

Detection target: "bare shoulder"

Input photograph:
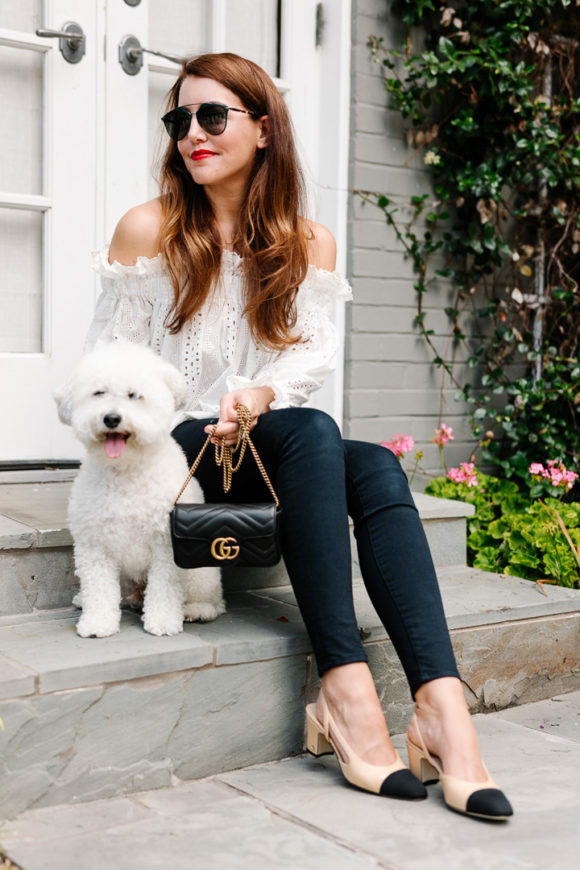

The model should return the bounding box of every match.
[108,198,163,265]
[304,220,337,271]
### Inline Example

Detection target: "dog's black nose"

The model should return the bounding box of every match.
[103,413,122,429]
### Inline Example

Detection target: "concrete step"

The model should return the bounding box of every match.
[2,692,578,870]
[0,565,578,819]
[0,480,474,615]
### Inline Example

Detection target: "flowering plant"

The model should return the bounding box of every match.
[432,423,454,447]
[381,433,423,484]
[426,471,580,589]
[447,462,478,488]
[529,460,578,493]
[381,433,415,458]
[365,0,580,492]
[431,424,454,473]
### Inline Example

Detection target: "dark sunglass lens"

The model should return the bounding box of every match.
[162,108,191,141]
[197,104,228,134]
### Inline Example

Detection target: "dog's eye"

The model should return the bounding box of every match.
[93,391,105,397]
[127,391,141,400]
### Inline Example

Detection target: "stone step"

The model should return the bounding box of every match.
[2,693,578,870]
[0,480,474,615]
[0,565,578,818]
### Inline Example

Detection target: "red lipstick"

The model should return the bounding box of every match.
[192,150,216,161]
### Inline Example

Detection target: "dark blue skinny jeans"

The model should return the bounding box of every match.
[173,408,460,697]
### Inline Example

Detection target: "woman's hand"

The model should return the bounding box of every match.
[204,386,275,446]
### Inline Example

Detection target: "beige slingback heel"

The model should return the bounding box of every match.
[406,713,513,820]
[305,690,427,800]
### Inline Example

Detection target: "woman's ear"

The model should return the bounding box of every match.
[257,116,269,149]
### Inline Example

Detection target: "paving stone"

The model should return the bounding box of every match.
[0,791,155,844]
[0,654,308,818]
[0,483,70,531]
[254,568,580,636]
[494,691,580,743]
[412,492,474,519]
[1,778,383,870]
[221,560,291,592]
[0,655,35,700]
[0,611,214,692]
[422,518,469,567]
[0,516,35,550]
[0,548,77,616]
[191,591,310,665]
[0,557,33,615]
[436,566,580,627]
[453,614,580,710]
[168,655,307,782]
[1,697,579,869]
[219,714,580,870]
[0,686,103,818]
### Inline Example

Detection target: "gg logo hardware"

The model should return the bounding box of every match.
[210,537,240,560]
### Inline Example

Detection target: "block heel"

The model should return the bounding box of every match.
[405,734,439,783]
[305,709,333,756]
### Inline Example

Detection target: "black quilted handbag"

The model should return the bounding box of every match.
[170,405,282,568]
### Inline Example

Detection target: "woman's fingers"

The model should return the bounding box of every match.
[204,420,239,438]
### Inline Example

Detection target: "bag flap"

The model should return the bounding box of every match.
[171,503,279,541]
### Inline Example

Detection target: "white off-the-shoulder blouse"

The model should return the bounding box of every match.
[88,248,352,426]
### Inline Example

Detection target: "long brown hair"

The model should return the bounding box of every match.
[159,53,310,349]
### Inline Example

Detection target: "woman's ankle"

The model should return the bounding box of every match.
[414,676,468,717]
[411,677,487,781]
[317,663,398,765]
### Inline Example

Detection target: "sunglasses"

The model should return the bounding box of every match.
[161,102,255,141]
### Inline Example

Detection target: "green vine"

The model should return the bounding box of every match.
[362,0,580,488]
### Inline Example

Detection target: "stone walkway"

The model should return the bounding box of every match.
[1,691,579,870]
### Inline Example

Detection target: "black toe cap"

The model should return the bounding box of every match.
[466,788,513,818]
[380,769,428,800]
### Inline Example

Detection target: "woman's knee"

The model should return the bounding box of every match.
[259,407,343,452]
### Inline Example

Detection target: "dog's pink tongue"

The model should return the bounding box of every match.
[104,433,126,459]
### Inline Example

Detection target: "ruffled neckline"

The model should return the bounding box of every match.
[92,246,352,299]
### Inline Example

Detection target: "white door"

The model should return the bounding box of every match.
[0,0,98,461]
[0,0,351,462]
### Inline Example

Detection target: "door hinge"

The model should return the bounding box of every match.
[315,3,324,48]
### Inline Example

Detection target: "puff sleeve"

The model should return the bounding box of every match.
[85,248,173,350]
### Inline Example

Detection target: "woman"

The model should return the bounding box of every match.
[88,52,512,820]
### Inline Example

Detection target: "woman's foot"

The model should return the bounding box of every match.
[318,662,398,767]
[408,677,487,782]
[307,665,426,800]
[306,663,427,800]
[406,677,513,819]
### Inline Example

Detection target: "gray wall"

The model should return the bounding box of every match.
[344,0,476,477]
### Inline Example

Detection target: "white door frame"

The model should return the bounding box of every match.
[281,0,352,425]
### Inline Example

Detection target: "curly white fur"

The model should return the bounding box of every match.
[55,342,225,638]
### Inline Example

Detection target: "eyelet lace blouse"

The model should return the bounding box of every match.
[88,247,352,426]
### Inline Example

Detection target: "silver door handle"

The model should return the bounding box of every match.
[118,34,182,76]
[35,21,86,64]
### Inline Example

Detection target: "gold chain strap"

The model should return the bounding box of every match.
[173,404,280,508]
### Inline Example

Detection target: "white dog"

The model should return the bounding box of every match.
[54,342,225,638]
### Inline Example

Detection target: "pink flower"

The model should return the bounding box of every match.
[432,423,454,447]
[545,460,578,491]
[529,460,578,492]
[381,434,415,458]
[447,462,478,487]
